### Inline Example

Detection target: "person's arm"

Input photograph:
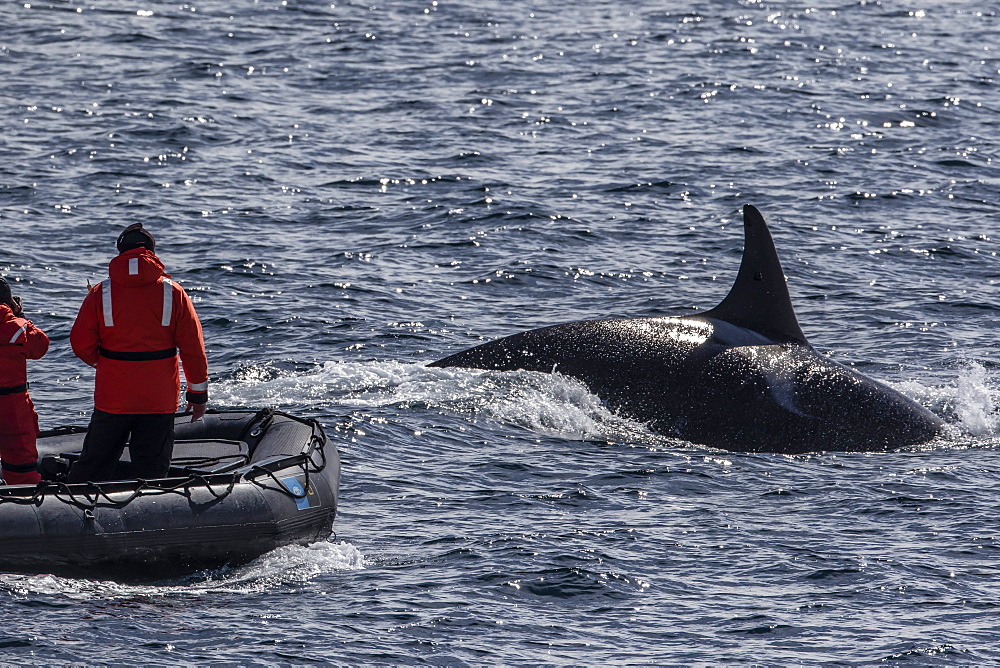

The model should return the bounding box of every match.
[2,309,49,360]
[70,287,101,367]
[2,296,48,360]
[21,319,49,360]
[173,284,208,421]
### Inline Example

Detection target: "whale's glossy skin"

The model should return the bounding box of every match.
[430,205,943,453]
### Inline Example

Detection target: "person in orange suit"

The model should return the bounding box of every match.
[67,224,209,482]
[0,277,49,485]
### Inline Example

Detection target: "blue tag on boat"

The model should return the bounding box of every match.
[282,477,312,510]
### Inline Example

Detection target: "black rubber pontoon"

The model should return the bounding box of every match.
[0,409,340,578]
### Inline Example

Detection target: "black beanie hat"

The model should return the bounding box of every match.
[0,277,11,307]
[116,223,155,254]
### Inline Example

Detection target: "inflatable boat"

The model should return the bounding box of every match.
[0,409,340,578]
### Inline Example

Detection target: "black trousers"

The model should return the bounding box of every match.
[66,410,174,483]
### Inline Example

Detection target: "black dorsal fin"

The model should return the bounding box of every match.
[702,204,807,344]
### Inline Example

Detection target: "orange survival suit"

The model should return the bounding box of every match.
[0,301,49,485]
[68,245,207,481]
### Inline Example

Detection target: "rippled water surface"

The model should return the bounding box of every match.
[2,0,999,663]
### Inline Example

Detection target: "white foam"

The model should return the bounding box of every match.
[950,363,999,436]
[209,540,366,593]
[215,360,654,443]
[0,540,365,599]
[895,362,999,439]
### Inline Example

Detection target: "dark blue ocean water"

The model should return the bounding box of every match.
[2,0,999,663]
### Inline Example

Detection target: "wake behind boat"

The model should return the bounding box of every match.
[0,409,340,578]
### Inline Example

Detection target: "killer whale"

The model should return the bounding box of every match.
[429,205,943,454]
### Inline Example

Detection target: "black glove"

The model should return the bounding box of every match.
[11,296,23,317]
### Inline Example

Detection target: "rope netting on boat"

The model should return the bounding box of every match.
[0,416,329,511]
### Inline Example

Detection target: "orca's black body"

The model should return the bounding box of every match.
[430,205,943,453]
[0,410,339,578]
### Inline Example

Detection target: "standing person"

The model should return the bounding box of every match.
[0,277,49,486]
[67,223,208,483]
